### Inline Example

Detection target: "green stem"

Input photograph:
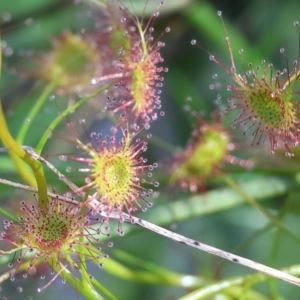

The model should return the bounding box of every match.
[111,249,206,287]
[78,202,89,287]
[268,189,294,297]
[179,264,300,300]
[0,39,48,210]
[268,227,281,298]
[179,280,268,300]
[0,104,48,211]
[219,173,300,244]
[36,83,113,155]
[0,32,1,79]
[137,22,147,56]
[91,278,118,300]
[98,257,204,287]
[0,206,19,222]
[183,1,261,66]
[50,258,104,300]
[0,33,35,187]
[7,152,37,187]
[16,77,61,144]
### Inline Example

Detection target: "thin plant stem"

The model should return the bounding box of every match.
[219,172,300,244]
[48,258,105,300]
[101,257,203,287]
[6,152,37,188]
[16,76,62,145]
[36,82,114,155]
[119,214,300,287]
[0,35,37,188]
[0,32,1,79]
[0,205,19,222]
[178,264,300,300]
[90,278,118,300]
[110,249,206,287]
[0,104,48,211]
[0,177,75,205]
[268,188,298,297]
[78,202,90,289]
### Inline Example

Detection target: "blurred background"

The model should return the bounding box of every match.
[1,0,300,299]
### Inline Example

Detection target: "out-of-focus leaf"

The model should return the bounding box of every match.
[88,0,191,16]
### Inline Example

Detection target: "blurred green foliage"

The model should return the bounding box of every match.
[1,0,300,299]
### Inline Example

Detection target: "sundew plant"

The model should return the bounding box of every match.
[2,0,300,299]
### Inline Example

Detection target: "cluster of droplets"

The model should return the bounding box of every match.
[192,11,300,156]
[60,122,160,222]
[0,196,112,291]
[88,0,170,128]
[111,38,168,129]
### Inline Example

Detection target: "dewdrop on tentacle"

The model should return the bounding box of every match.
[62,122,159,221]
[0,196,112,290]
[192,11,300,156]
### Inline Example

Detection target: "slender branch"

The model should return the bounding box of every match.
[35,82,114,155]
[16,76,61,145]
[111,213,300,287]
[219,172,300,244]
[0,178,75,204]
